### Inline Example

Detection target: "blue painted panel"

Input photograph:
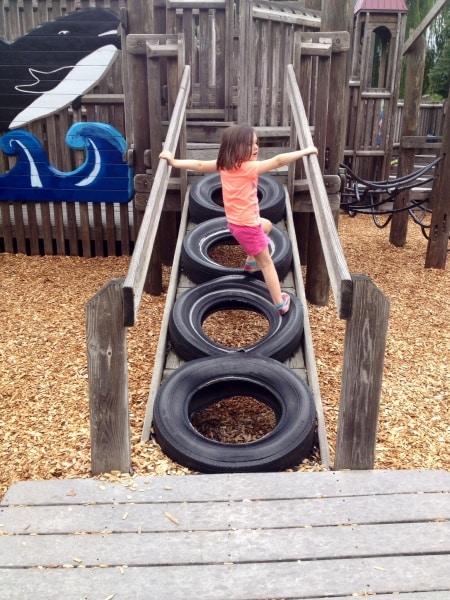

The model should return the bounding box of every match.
[0,123,133,203]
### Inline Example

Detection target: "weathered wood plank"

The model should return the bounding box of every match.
[287,65,353,318]
[122,66,190,326]
[401,135,442,149]
[12,202,26,254]
[25,203,39,255]
[85,279,131,475]
[141,192,190,441]
[335,274,390,470]
[65,202,79,256]
[4,470,449,506]
[0,555,449,600]
[1,521,449,567]
[285,195,329,465]
[1,470,448,598]
[425,86,450,269]
[0,202,14,252]
[2,491,449,535]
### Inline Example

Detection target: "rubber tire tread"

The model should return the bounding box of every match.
[153,355,316,473]
[169,275,303,362]
[188,173,286,223]
[181,217,292,284]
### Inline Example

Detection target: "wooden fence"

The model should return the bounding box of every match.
[393,101,445,145]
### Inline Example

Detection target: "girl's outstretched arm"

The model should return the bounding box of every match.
[256,146,318,174]
[159,150,218,173]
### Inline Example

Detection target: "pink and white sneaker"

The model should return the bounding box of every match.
[276,292,290,315]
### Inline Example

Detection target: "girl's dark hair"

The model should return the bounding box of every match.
[216,124,255,170]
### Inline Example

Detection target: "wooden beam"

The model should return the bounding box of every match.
[300,31,351,52]
[123,66,191,326]
[146,42,178,57]
[390,35,427,247]
[86,279,131,476]
[400,135,442,149]
[335,275,390,470]
[425,85,450,269]
[252,5,321,27]
[300,41,332,57]
[287,65,353,319]
[167,0,225,7]
[402,0,449,55]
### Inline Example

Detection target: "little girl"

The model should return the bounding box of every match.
[160,124,317,315]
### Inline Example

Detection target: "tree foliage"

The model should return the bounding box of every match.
[428,6,450,98]
[401,0,449,99]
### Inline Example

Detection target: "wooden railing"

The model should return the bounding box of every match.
[85,66,190,475]
[287,65,390,470]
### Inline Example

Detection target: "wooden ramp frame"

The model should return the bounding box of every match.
[86,61,391,476]
[1,469,449,598]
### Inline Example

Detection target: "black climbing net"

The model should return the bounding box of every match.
[339,157,444,242]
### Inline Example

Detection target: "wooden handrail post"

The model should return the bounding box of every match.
[86,279,131,475]
[334,274,390,470]
[425,83,450,269]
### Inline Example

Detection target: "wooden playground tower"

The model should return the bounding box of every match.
[0,0,446,262]
[347,0,409,181]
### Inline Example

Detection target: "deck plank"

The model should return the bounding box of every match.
[3,469,449,505]
[1,521,449,567]
[1,470,449,598]
[0,556,449,599]
[1,490,449,534]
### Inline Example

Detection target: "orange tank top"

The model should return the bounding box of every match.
[219,161,260,226]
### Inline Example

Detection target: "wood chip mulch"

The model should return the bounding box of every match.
[1,213,449,499]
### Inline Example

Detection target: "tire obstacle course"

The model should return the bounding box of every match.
[87,65,388,476]
[151,174,318,473]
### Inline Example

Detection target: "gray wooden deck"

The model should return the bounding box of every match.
[1,469,449,599]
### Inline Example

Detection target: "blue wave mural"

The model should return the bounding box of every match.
[0,122,133,203]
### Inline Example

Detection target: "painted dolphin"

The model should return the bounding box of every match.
[0,8,121,131]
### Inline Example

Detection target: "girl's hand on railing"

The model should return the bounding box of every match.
[303,146,318,156]
[159,150,174,165]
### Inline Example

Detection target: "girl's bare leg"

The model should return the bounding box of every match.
[254,246,282,306]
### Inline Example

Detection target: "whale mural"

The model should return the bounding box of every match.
[0,7,121,131]
[0,122,133,203]
[0,9,131,204]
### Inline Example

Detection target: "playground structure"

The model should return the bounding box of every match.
[0,0,446,260]
[86,38,389,475]
[0,0,448,474]
[1,3,450,595]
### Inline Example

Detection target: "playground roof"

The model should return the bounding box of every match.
[354,0,408,13]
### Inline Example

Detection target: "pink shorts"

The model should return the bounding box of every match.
[228,222,269,256]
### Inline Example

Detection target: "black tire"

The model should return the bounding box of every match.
[169,275,303,362]
[189,173,286,223]
[181,217,292,284]
[153,355,316,473]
